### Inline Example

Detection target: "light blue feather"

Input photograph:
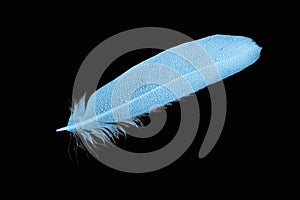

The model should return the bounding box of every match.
[57,34,261,145]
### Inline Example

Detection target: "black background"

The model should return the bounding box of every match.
[5,2,294,197]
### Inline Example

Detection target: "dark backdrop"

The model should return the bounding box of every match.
[5,2,291,198]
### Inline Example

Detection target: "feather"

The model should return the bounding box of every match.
[57,34,261,147]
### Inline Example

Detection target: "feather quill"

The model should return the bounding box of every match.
[57,34,261,146]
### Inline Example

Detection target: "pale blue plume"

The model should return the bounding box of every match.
[57,34,261,146]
